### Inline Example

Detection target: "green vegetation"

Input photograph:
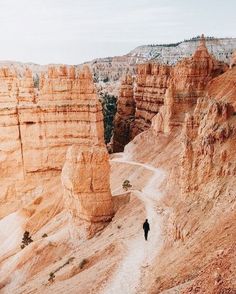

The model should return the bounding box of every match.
[99,93,117,144]
[93,72,99,83]
[148,35,216,47]
[33,74,40,89]
[21,231,33,249]
[48,272,55,283]
[42,233,48,238]
[122,180,132,191]
[48,257,75,283]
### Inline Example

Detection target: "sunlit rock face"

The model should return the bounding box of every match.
[132,63,172,137]
[206,51,236,110]
[0,65,113,230]
[0,65,104,180]
[113,74,135,152]
[114,35,228,145]
[61,144,114,224]
[151,35,228,135]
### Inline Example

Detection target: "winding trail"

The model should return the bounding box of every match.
[103,154,165,294]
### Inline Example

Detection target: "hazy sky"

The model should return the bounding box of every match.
[0,0,235,64]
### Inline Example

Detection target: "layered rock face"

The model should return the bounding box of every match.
[87,37,236,87]
[113,74,135,152]
[0,65,114,231]
[0,66,104,180]
[123,58,236,293]
[61,145,114,224]
[132,63,172,137]
[114,35,228,150]
[181,98,235,197]
[153,35,228,134]
[207,53,236,109]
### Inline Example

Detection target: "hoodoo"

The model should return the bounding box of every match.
[0,65,114,228]
[113,73,135,152]
[0,22,235,293]
[61,144,114,224]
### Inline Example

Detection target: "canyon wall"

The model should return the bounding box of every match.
[87,37,236,85]
[123,39,236,294]
[61,145,114,224]
[114,35,229,150]
[132,63,172,137]
[0,65,114,232]
[112,74,135,152]
[152,35,228,134]
[0,65,104,180]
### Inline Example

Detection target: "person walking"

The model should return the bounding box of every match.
[143,219,150,241]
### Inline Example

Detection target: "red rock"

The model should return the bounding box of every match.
[113,74,135,152]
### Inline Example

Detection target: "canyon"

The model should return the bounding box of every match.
[113,35,229,151]
[0,35,235,294]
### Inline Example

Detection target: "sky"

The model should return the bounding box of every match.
[0,0,235,65]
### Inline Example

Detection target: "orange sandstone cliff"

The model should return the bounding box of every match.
[121,38,236,293]
[114,35,228,150]
[0,65,113,231]
[113,74,135,152]
[0,36,235,294]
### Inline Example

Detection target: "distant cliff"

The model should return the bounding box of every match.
[1,37,236,97]
[86,37,236,91]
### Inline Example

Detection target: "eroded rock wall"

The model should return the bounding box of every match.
[113,74,135,152]
[142,35,228,136]
[132,63,172,137]
[61,145,114,225]
[121,41,236,293]
[0,66,104,179]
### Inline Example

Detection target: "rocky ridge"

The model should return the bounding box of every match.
[114,35,229,150]
[0,38,235,294]
[112,74,135,152]
[0,65,114,233]
[120,42,236,293]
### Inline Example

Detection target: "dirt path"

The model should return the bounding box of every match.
[102,154,165,294]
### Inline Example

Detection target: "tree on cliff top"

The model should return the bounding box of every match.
[21,231,33,249]
[122,180,132,191]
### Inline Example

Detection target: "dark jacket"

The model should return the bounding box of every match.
[143,221,150,232]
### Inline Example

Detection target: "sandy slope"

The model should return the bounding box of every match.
[103,154,165,294]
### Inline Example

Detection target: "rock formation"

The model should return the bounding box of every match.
[132,63,172,137]
[0,35,235,294]
[181,98,235,197]
[123,38,236,294]
[61,145,114,224]
[152,34,228,134]
[114,35,229,146]
[0,65,104,180]
[0,65,114,229]
[87,37,236,88]
[113,74,135,152]
[207,52,236,109]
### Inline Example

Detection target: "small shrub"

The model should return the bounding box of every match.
[42,233,48,238]
[33,74,40,89]
[48,272,55,283]
[117,225,121,229]
[79,258,88,269]
[21,231,33,249]
[122,180,132,191]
